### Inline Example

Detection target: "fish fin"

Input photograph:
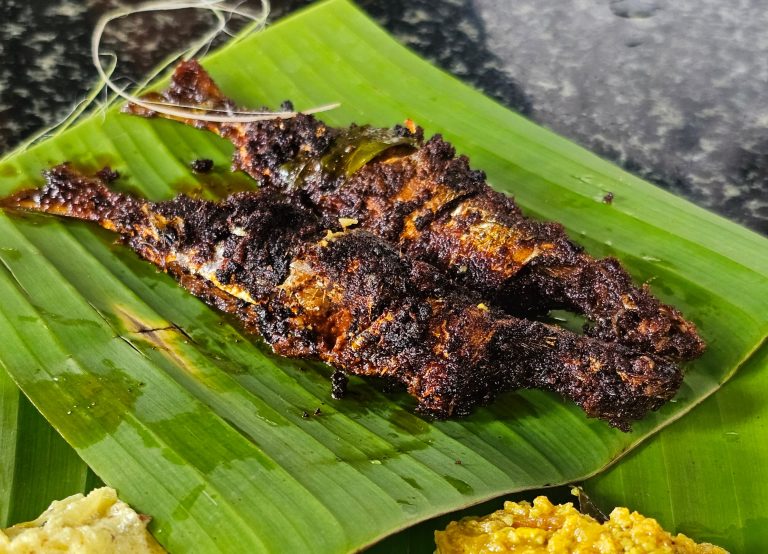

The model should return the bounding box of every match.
[122,59,233,131]
[165,59,231,109]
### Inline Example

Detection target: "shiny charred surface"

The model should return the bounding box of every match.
[2,165,685,429]
[126,60,705,363]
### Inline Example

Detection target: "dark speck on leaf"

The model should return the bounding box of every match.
[191,158,214,174]
[331,369,348,399]
[96,167,120,182]
[603,192,614,204]
[314,407,322,416]
[302,410,310,418]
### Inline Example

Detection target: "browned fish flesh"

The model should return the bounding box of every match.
[1,165,684,429]
[125,60,705,362]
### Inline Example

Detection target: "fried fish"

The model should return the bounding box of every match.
[124,60,705,362]
[1,165,684,429]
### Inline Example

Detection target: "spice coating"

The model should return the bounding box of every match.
[125,60,705,362]
[2,165,685,429]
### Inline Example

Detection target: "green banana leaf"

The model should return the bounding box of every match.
[0,0,766,551]
[0,368,98,527]
[585,339,768,551]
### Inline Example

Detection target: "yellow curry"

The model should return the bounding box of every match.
[435,496,727,554]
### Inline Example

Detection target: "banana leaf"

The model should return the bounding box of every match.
[585,341,768,552]
[0,0,766,551]
[0,368,97,527]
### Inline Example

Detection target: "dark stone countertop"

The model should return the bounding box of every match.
[1,0,766,234]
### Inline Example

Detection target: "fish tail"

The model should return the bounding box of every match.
[478,318,683,430]
[1,164,143,235]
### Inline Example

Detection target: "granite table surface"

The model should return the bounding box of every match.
[1,0,766,235]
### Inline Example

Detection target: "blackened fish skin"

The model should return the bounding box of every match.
[124,60,705,363]
[2,165,684,430]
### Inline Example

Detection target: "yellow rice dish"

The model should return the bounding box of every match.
[435,496,727,554]
[0,487,165,554]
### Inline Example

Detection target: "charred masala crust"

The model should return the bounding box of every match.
[2,165,685,430]
[124,60,705,363]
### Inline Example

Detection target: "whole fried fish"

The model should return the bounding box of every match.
[2,165,684,429]
[124,60,705,362]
